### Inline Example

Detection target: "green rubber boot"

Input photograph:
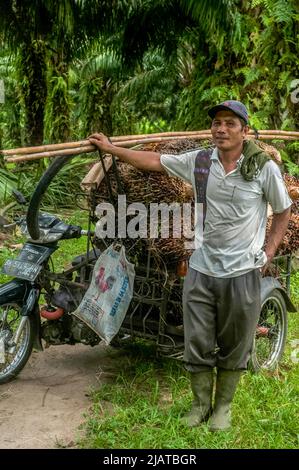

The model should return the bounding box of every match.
[181,370,214,427]
[209,369,243,432]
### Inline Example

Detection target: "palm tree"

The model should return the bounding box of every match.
[120,0,234,66]
[112,48,184,134]
[0,1,53,145]
[112,0,236,131]
[43,0,133,141]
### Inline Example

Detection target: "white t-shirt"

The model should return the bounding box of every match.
[160,147,292,278]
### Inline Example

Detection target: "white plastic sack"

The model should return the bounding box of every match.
[72,244,135,344]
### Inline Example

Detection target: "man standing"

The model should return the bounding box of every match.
[89,100,292,431]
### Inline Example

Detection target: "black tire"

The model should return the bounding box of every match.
[26,155,70,240]
[250,289,288,372]
[0,303,37,384]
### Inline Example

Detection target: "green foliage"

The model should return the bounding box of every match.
[76,51,123,136]
[41,156,95,208]
[120,0,234,67]
[44,70,71,143]
[135,118,172,134]
[281,142,299,176]
[0,167,18,203]
[0,48,23,149]
[177,0,299,135]
[181,0,234,32]
[0,0,298,199]
[112,49,179,134]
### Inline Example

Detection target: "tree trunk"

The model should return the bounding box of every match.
[19,40,47,146]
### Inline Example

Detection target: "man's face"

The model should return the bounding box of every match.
[211,110,249,151]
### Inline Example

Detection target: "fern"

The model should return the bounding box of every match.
[271,0,296,24]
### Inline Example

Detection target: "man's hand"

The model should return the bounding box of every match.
[88,133,113,153]
[260,253,273,276]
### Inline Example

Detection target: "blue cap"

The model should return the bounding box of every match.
[208,100,249,124]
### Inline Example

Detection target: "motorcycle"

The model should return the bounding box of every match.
[0,155,297,384]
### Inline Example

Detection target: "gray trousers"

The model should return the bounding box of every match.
[183,268,261,372]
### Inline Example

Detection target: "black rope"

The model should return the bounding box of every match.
[253,126,260,139]
[97,137,127,245]
[111,154,125,195]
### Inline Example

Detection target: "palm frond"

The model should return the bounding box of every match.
[269,0,296,24]
[115,67,171,104]
[80,53,122,81]
[0,167,18,203]
[121,0,189,66]
[180,0,234,34]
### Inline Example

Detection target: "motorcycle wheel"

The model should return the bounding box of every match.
[0,303,36,384]
[250,289,288,372]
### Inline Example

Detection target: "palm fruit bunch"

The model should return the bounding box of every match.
[254,140,282,164]
[266,212,299,256]
[266,171,299,256]
[95,138,202,205]
[95,160,191,205]
[283,173,299,201]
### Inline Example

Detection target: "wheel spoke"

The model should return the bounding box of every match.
[0,303,33,383]
[253,292,286,370]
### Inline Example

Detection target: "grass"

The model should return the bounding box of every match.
[77,339,299,449]
[0,208,298,449]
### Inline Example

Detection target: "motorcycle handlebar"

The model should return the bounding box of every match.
[81,229,95,236]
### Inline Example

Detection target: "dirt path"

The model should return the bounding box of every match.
[0,343,121,449]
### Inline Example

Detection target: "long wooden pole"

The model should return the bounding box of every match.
[4,133,298,164]
[1,131,212,156]
[3,136,211,163]
[2,129,299,158]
